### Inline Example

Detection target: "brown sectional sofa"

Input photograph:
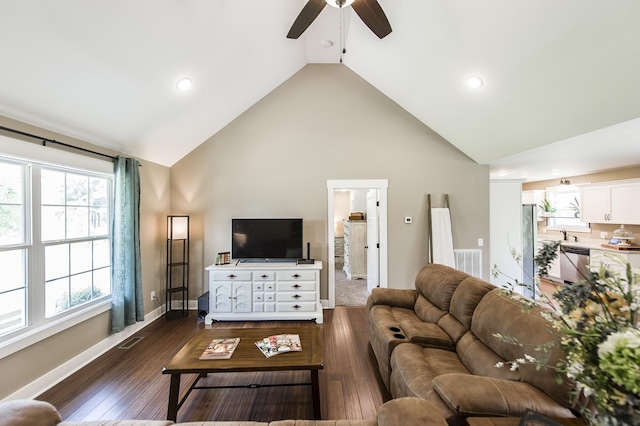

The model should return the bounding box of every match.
[367,264,576,423]
[0,398,448,426]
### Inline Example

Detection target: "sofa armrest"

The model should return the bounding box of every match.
[0,399,62,426]
[377,397,447,426]
[367,288,417,310]
[431,374,575,419]
[399,320,454,350]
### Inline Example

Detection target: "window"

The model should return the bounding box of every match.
[0,161,28,336]
[545,185,590,232]
[41,168,112,318]
[0,155,113,342]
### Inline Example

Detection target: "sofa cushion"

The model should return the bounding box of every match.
[271,421,376,425]
[398,320,454,350]
[0,399,62,426]
[389,344,470,399]
[376,397,447,426]
[448,277,495,330]
[60,421,174,425]
[432,373,575,418]
[413,264,469,322]
[471,289,573,407]
[456,332,520,381]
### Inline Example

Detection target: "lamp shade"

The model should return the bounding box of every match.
[168,216,189,240]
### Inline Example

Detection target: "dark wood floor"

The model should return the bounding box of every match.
[37,307,390,423]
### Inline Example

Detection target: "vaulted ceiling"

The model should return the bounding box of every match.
[1,1,639,182]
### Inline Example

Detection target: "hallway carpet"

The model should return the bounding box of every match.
[335,269,370,306]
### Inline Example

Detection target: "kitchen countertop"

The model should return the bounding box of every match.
[539,239,639,253]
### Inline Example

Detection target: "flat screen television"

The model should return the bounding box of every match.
[231,218,303,262]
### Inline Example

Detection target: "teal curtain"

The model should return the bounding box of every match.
[111,156,143,332]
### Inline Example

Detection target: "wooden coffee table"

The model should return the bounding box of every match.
[162,324,323,422]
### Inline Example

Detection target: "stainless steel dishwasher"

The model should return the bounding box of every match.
[560,245,590,284]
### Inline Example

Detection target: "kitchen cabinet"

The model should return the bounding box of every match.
[580,180,640,224]
[590,249,640,275]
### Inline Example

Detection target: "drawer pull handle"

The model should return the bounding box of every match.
[293,294,301,299]
[227,274,237,278]
[261,274,268,278]
[292,274,301,278]
[292,284,301,289]
[293,304,302,310]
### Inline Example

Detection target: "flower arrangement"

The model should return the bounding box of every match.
[493,241,640,425]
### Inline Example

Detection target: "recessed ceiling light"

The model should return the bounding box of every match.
[176,77,192,92]
[466,75,484,89]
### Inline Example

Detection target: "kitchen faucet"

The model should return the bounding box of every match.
[560,228,567,241]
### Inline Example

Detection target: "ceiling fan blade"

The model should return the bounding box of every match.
[351,0,392,39]
[287,0,328,39]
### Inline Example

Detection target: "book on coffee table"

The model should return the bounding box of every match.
[255,334,302,357]
[199,337,240,360]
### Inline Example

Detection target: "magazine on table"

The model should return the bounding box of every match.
[199,337,240,360]
[255,334,302,357]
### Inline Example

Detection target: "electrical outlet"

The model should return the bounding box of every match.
[151,290,156,301]
[600,232,608,239]
[404,217,412,224]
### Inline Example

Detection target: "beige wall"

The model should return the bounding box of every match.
[0,116,170,400]
[170,64,491,295]
[523,165,640,240]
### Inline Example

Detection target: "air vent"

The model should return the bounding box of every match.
[454,249,482,278]
[117,336,144,350]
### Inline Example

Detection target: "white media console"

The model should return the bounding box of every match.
[204,260,323,324]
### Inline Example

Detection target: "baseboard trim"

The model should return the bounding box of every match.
[3,304,166,401]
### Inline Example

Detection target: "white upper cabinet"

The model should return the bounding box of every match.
[580,180,640,224]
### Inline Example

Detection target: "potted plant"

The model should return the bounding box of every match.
[538,198,557,217]
[494,242,640,425]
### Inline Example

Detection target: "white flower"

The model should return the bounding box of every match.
[524,354,537,363]
[576,382,594,397]
[495,362,504,368]
[566,362,583,380]
[598,329,640,358]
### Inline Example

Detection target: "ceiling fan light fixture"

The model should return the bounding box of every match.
[466,75,484,89]
[176,77,193,92]
[325,0,355,8]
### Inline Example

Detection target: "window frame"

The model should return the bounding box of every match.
[0,141,114,360]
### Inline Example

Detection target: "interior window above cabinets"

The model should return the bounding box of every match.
[545,185,590,232]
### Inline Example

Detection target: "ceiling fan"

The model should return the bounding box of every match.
[287,0,392,40]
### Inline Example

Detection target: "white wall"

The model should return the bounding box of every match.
[490,180,524,289]
[171,64,491,296]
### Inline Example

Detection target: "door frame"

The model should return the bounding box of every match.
[326,179,388,308]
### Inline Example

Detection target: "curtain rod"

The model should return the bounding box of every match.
[0,125,117,161]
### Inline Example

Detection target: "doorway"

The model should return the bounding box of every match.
[326,179,388,308]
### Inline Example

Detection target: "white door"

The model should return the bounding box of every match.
[366,190,379,293]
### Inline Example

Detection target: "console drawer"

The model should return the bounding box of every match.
[276,281,315,292]
[276,292,316,302]
[276,302,316,312]
[276,271,316,281]
[211,271,252,281]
